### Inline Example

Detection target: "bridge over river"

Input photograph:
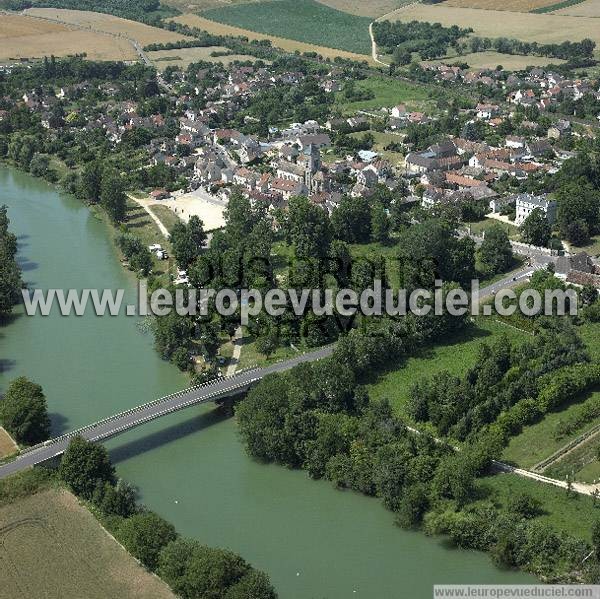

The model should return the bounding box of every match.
[0,346,333,480]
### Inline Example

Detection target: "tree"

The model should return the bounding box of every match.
[565,219,590,246]
[592,520,600,560]
[0,205,22,317]
[170,216,206,269]
[479,225,513,275]
[100,168,126,222]
[285,195,331,257]
[0,377,50,445]
[94,480,137,518]
[331,195,371,244]
[520,208,551,247]
[118,511,177,570]
[158,538,278,599]
[556,182,600,240]
[256,333,278,359]
[507,492,543,519]
[370,201,390,244]
[80,162,103,203]
[59,436,115,499]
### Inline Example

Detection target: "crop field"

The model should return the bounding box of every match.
[0,14,137,62]
[553,0,600,15]
[202,0,373,54]
[0,488,174,599]
[149,46,258,69]
[24,8,190,46]
[502,390,600,469]
[315,0,415,18]
[170,13,372,61]
[385,4,600,48]
[442,0,561,11]
[447,51,565,70]
[545,435,600,482]
[0,428,17,459]
[366,318,527,415]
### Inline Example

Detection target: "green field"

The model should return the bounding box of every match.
[468,218,521,240]
[335,76,431,112]
[0,472,174,599]
[203,0,373,54]
[503,389,600,469]
[366,318,527,415]
[476,472,598,542]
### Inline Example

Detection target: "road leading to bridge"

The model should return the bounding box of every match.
[0,346,334,480]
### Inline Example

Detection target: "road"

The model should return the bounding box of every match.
[0,346,333,480]
[478,268,535,299]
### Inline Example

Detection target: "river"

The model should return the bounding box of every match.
[0,166,535,597]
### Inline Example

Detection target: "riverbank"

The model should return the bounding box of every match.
[0,164,537,597]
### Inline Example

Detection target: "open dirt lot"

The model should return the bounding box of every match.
[149,46,258,69]
[24,8,190,45]
[553,0,600,15]
[0,14,137,62]
[442,0,560,11]
[0,428,17,459]
[156,189,227,231]
[386,4,600,47]
[170,13,373,62]
[0,489,174,599]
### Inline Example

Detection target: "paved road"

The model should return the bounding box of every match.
[479,268,535,299]
[0,346,333,480]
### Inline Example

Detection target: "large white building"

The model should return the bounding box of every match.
[514,193,557,225]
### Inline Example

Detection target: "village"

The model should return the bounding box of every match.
[3,54,600,288]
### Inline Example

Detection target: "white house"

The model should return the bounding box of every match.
[514,193,557,225]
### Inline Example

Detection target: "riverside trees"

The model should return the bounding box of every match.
[0,205,22,318]
[0,376,50,445]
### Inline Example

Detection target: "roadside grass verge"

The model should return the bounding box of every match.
[202,0,373,55]
[476,472,598,541]
[545,434,600,483]
[150,204,181,234]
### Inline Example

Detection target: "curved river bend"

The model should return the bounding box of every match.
[0,167,535,597]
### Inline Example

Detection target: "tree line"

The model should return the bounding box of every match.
[0,206,22,319]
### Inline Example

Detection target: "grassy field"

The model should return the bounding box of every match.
[386,4,600,48]
[24,8,190,46]
[149,46,258,69]
[334,76,431,113]
[468,217,521,239]
[366,318,527,415]
[442,0,561,11]
[444,51,565,70]
[553,0,600,16]
[477,472,598,541]
[170,13,372,61]
[150,204,181,234]
[202,0,373,54]
[0,486,174,599]
[236,334,297,370]
[0,428,17,459]
[502,390,600,469]
[316,0,415,18]
[0,14,136,63]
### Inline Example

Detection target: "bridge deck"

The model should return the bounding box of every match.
[0,347,333,480]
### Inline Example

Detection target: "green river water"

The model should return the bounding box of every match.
[0,166,535,598]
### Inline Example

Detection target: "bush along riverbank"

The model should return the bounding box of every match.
[236,318,600,583]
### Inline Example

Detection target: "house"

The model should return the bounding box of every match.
[526,139,554,159]
[514,193,556,225]
[548,119,571,139]
[150,189,170,200]
[476,103,500,120]
[297,134,331,150]
[554,252,600,286]
[270,178,306,201]
[391,104,407,119]
[505,136,525,149]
